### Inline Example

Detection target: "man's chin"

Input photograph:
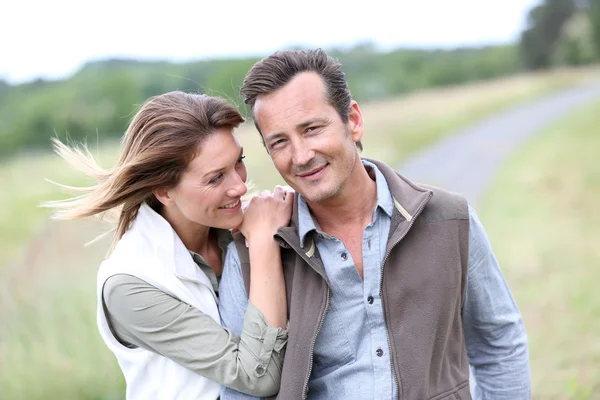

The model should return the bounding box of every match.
[300,187,336,203]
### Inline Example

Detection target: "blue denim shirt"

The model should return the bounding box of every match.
[220,161,531,400]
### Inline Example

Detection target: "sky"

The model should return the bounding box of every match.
[0,0,540,84]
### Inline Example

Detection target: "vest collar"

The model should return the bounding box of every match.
[129,203,215,290]
[276,158,433,250]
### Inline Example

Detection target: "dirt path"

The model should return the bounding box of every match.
[398,82,600,205]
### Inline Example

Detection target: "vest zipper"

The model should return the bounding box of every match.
[275,232,331,400]
[302,286,330,399]
[379,193,431,400]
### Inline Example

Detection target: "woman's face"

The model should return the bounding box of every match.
[165,128,248,230]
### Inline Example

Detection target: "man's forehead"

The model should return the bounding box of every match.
[254,73,328,131]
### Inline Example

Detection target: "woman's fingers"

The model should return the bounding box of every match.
[284,190,294,204]
[273,185,286,200]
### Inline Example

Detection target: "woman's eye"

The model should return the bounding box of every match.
[209,173,224,184]
[237,155,246,164]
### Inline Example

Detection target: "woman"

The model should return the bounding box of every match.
[45,91,291,399]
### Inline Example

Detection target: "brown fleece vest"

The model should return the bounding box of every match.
[234,159,472,400]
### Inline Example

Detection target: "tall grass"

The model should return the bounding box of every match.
[0,143,120,268]
[1,67,599,399]
[478,101,600,399]
[0,220,123,399]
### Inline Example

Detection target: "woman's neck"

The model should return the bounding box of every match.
[159,206,212,255]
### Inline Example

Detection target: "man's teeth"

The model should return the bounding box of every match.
[222,200,239,209]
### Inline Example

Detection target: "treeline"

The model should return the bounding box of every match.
[1,0,600,156]
[0,45,519,156]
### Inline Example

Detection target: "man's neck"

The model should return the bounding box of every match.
[306,161,378,233]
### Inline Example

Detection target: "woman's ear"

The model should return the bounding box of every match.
[153,187,175,207]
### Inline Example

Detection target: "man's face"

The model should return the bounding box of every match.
[253,72,363,203]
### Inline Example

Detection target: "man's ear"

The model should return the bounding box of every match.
[347,101,364,143]
[153,187,175,207]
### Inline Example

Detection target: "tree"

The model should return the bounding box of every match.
[589,0,600,57]
[554,11,598,64]
[520,0,577,69]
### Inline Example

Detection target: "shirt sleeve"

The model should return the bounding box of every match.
[462,205,532,400]
[219,242,268,400]
[102,266,287,397]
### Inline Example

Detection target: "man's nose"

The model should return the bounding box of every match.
[292,141,315,166]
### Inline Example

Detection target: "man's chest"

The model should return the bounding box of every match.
[307,228,396,398]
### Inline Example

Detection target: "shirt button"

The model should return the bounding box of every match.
[367,296,374,304]
[376,348,384,357]
[341,252,348,261]
[255,365,265,375]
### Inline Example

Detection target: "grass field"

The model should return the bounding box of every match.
[0,146,123,399]
[0,143,120,269]
[0,66,599,399]
[478,101,600,399]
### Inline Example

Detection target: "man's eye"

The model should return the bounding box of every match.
[270,139,286,150]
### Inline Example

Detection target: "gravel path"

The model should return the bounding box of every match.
[398,82,600,205]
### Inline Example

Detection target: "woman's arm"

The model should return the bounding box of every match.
[103,273,286,397]
[219,242,273,400]
[239,186,293,330]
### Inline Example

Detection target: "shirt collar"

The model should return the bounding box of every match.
[297,159,394,247]
[188,228,233,268]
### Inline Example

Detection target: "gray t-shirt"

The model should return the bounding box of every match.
[101,229,287,395]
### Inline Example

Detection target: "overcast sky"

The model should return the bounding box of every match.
[1,0,539,84]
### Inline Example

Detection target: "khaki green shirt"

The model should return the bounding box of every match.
[101,229,287,395]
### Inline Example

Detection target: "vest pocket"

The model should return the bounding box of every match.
[311,305,356,374]
[429,381,471,400]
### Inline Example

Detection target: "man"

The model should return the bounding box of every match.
[219,49,530,399]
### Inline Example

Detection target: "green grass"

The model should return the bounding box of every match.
[0,143,122,399]
[0,218,124,399]
[1,271,124,399]
[0,142,120,268]
[1,67,599,399]
[478,101,600,399]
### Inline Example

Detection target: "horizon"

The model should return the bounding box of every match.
[2,41,520,86]
[1,0,540,85]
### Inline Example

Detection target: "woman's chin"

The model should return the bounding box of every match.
[218,212,244,231]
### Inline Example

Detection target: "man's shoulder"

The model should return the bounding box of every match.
[418,183,469,222]
[367,157,469,223]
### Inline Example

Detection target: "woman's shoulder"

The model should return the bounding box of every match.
[99,233,160,279]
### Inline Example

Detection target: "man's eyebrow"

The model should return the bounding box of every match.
[264,132,286,144]
[201,147,244,178]
[296,117,329,130]
[265,118,330,143]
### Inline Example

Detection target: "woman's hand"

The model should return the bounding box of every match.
[242,186,293,329]
[238,185,294,245]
